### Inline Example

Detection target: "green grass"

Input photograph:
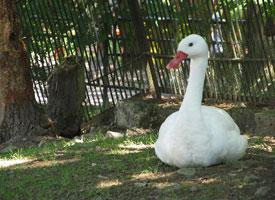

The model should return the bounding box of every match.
[0,132,274,200]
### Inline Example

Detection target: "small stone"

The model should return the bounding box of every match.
[106,131,124,138]
[176,167,196,177]
[73,135,83,143]
[255,186,271,196]
[91,163,97,167]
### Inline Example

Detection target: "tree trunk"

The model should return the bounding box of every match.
[47,56,85,138]
[0,0,46,144]
[127,0,161,99]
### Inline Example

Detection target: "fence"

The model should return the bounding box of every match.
[17,0,275,120]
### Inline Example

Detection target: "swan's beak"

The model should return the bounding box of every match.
[166,51,188,69]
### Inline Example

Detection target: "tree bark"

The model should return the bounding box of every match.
[0,0,46,144]
[47,56,85,138]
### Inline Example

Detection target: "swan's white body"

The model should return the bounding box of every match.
[155,34,247,167]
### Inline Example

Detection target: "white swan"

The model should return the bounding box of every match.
[155,34,247,167]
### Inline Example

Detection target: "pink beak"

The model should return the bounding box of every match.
[166,51,188,69]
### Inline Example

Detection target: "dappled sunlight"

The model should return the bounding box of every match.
[105,143,154,155]
[13,157,81,170]
[0,158,33,168]
[96,179,123,189]
[248,136,274,153]
[263,136,275,147]
[118,143,154,150]
[108,149,142,155]
[153,182,180,189]
[131,171,174,181]
[199,177,220,185]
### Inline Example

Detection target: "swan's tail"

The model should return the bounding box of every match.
[227,134,248,161]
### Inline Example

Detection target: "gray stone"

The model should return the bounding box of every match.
[115,100,157,129]
[227,108,256,133]
[106,131,124,138]
[73,135,84,143]
[255,111,275,135]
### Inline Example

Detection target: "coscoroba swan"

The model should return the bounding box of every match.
[155,34,247,167]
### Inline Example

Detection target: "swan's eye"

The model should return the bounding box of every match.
[188,43,193,47]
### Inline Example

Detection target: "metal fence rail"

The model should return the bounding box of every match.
[17,0,275,120]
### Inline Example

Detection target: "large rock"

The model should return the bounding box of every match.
[227,108,256,133]
[115,100,158,128]
[254,110,275,135]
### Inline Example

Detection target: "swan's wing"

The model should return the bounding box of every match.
[201,106,239,133]
[201,106,247,161]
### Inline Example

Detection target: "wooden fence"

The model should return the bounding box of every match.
[17,0,275,120]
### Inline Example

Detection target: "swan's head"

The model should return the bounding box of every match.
[166,34,208,69]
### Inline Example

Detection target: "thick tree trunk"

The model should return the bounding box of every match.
[47,56,85,138]
[0,1,46,143]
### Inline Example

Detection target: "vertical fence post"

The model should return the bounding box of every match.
[127,0,161,99]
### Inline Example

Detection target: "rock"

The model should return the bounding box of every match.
[106,131,124,138]
[115,100,157,128]
[228,108,256,133]
[73,135,84,143]
[255,111,275,135]
[254,186,271,196]
[176,167,196,177]
[92,163,97,167]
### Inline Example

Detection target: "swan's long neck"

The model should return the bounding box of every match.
[180,57,208,112]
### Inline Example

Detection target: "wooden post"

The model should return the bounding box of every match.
[47,56,85,138]
[127,0,161,99]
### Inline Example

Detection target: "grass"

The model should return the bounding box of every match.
[0,131,274,200]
